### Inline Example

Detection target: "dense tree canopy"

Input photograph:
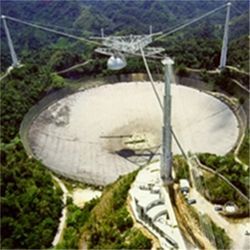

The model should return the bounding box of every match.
[0,64,65,143]
[1,0,249,71]
[1,58,65,248]
[1,137,63,249]
[198,153,249,198]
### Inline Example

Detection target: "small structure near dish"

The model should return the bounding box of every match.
[179,179,190,193]
[224,201,238,213]
[130,163,187,249]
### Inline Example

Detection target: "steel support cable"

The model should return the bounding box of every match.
[156,3,227,41]
[231,4,247,16]
[2,15,164,60]
[29,21,86,34]
[140,46,188,159]
[140,46,163,109]
[3,15,101,46]
[6,17,87,34]
[187,106,230,132]
[175,80,193,149]
[56,60,93,74]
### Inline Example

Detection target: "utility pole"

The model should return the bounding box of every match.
[161,57,174,184]
[101,28,104,38]
[1,15,20,67]
[149,25,153,35]
[219,2,231,69]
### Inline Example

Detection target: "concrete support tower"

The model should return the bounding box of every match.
[1,16,20,67]
[161,57,174,184]
[219,2,231,69]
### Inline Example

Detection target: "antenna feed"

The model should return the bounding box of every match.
[161,57,174,66]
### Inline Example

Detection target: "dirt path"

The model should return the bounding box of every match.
[52,175,69,246]
[0,66,13,81]
[72,187,102,208]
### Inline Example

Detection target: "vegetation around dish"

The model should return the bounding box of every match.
[0,65,65,143]
[173,155,190,181]
[0,137,63,249]
[82,171,152,249]
[200,66,249,96]
[201,172,249,217]
[200,213,231,249]
[198,153,249,198]
[197,153,249,217]
[173,153,249,217]
[54,170,151,249]
[238,130,250,166]
[176,190,231,249]
[55,198,99,249]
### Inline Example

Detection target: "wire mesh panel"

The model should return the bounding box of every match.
[21,82,239,185]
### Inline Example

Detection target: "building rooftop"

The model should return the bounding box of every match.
[147,204,167,221]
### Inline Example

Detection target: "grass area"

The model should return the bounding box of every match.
[200,214,231,249]
[199,67,250,95]
[55,197,99,249]
[184,194,231,249]
[82,171,152,249]
[238,130,250,166]
[173,155,190,181]
[197,153,249,217]
[198,153,249,198]
[174,153,249,217]
[201,172,249,217]
[176,191,231,249]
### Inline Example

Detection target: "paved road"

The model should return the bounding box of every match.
[189,188,250,250]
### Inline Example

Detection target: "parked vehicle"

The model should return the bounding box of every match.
[214,205,223,211]
[187,199,196,205]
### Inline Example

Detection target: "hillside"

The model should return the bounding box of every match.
[1,137,63,249]
[1,0,249,70]
[81,171,152,249]
[83,0,248,35]
[0,62,65,248]
[54,171,152,249]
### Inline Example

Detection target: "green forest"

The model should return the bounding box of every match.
[54,171,151,249]
[82,171,152,249]
[1,0,249,72]
[198,153,249,198]
[0,0,249,248]
[1,137,63,248]
[0,64,65,248]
